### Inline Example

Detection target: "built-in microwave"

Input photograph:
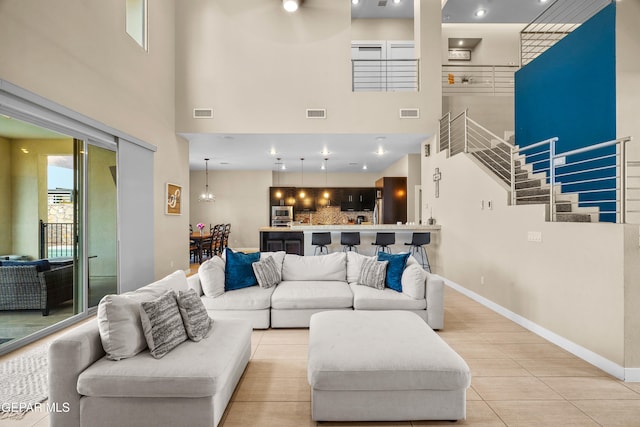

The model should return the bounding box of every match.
[271,206,294,226]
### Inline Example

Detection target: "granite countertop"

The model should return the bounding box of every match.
[259,224,441,232]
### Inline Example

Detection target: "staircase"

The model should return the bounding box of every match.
[439,111,595,222]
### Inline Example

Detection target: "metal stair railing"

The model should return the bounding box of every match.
[352,59,420,92]
[442,65,519,96]
[520,0,613,66]
[511,136,634,223]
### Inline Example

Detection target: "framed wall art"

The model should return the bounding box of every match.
[166,183,182,215]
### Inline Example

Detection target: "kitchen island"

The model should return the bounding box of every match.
[259,224,440,261]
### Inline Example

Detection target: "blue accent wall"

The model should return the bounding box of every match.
[515,3,617,221]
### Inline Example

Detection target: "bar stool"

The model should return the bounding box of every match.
[404,232,431,272]
[371,232,395,254]
[341,232,361,252]
[312,232,332,255]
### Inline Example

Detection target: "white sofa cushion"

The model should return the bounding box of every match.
[97,270,188,361]
[78,318,251,398]
[349,283,426,310]
[260,251,286,268]
[401,264,427,300]
[346,252,374,284]
[282,252,346,282]
[199,257,225,298]
[271,281,353,309]
[201,285,276,311]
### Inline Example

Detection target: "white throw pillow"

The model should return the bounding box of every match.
[97,286,165,361]
[146,269,189,293]
[199,257,225,298]
[260,250,286,270]
[346,251,374,284]
[282,252,346,281]
[401,263,427,300]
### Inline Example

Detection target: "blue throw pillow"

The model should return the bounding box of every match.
[224,249,260,291]
[0,259,52,272]
[377,252,410,292]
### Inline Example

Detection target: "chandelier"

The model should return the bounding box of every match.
[199,158,215,202]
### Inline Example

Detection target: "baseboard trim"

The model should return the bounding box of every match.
[442,277,637,382]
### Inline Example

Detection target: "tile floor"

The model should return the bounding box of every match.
[4,286,640,426]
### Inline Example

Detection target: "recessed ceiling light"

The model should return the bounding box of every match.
[539,0,549,3]
[352,0,359,4]
[320,148,331,156]
[362,165,368,170]
[269,148,277,155]
[458,40,464,46]
[283,0,299,13]
[474,8,487,17]
[376,148,385,156]
[392,0,401,4]
[281,164,286,170]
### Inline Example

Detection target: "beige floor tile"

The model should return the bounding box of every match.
[318,422,411,426]
[412,401,506,426]
[541,377,640,400]
[467,386,483,401]
[487,400,599,427]
[31,414,51,427]
[472,376,563,401]
[0,408,49,427]
[244,359,309,378]
[496,343,574,360]
[463,320,526,333]
[572,400,640,427]
[479,331,547,344]
[260,328,309,345]
[466,358,532,377]
[437,331,489,344]
[234,376,311,402]
[222,401,314,427]
[516,358,609,377]
[624,382,640,394]
[446,342,508,360]
[252,344,308,360]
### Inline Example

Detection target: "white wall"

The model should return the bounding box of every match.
[0,0,188,278]
[190,170,272,250]
[616,0,640,369]
[423,148,628,367]
[351,18,414,41]
[443,96,515,140]
[175,0,441,136]
[441,23,522,66]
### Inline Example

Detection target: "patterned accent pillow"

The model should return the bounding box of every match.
[357,258,388,290]
[139,291,188,359]
[252,256,281,289]
[177,289,212,341]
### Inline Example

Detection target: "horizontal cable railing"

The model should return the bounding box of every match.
[521,0,612,66]
[511,136,634,223]
[352,59,419,92]
[442,65,519,96]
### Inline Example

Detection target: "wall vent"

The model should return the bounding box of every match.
[399,108,420,119]
[306,109,327,119]
[378,0,388,6]
[193,108,213,119]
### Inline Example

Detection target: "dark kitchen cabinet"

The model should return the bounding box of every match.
[375,177,407,224]
[260,231,304,255]
[295,188,317,212]
[340,188,376,211]
[270,187,296,207]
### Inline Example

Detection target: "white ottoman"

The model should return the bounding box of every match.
[307,310,471,422]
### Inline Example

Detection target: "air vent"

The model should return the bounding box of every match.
[193,108,213,119]
[399,108,420,119]
[306,109,326,119]
[378,0,388,6]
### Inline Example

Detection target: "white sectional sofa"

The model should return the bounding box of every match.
[49,271,251,427]
[187,251,445,330]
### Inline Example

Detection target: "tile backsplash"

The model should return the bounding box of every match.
[295,206,373,225]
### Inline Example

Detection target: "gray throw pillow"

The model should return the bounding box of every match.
[177,289,212,342]
[139,291,188,359]
[358,258,388,290]
[252,255,281,289]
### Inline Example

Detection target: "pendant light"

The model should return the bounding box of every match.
[323,158,330,202]
[299,158,305,199]
[275,158,282,199]
[199,158,215,202]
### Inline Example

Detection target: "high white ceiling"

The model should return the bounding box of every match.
[184,133,428,173]
[351,0,414,19]
[442,0,554,24]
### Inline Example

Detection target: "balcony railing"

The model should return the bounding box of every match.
[352,59,419,92]
[442,65,519,96]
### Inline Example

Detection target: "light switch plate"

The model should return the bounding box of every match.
[527,231,542,243]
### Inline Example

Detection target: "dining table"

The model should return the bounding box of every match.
[190,232,212,263]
